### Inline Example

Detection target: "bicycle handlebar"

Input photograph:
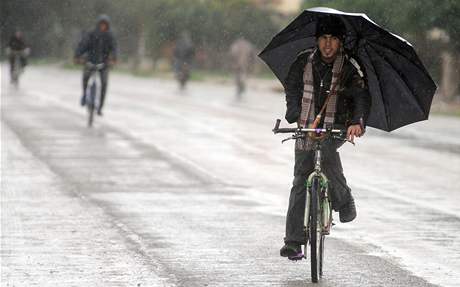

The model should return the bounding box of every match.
[272,119,343,134]
[8,48,30,57]
[85,62,105,70]
[272,119,354,145]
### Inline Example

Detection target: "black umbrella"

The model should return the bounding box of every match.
[259,7,437,132]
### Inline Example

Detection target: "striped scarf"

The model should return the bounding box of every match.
[296,49,345,151]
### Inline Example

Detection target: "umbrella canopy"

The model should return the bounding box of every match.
[259,7,437,132]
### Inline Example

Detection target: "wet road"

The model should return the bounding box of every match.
[2,65,459,286]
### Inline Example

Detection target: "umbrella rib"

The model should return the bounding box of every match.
[363,46,391,131]
[370,40,412,60]
[367,43,428,117]
[369,41,431,79]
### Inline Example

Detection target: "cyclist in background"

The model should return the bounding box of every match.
[173,31,195,90]
[74,14,118,116]
[7,30,30,83]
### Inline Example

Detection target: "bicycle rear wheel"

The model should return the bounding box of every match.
[11,60,20,87]
[309,177,322,283]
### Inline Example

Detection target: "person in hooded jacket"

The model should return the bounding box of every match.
[74,15,118,116]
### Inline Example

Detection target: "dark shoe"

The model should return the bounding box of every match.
[339,197,357,223]
[97,109,103,116]
[280,243,303,260]
[80,94,86,106]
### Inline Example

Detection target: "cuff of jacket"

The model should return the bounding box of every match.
[285,111,300,124]
[350,116,366,130]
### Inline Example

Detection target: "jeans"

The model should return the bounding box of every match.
[284,139,352,243]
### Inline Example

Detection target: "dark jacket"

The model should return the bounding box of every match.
[173,33,194,64]
[8,35,27,51]
[75,15,118,64]
[284,50,370,128]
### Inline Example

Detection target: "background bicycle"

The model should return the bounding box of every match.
[7,48,30,87]
[82,62,105,127]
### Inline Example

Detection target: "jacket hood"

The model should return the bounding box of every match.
[96,14,111,29]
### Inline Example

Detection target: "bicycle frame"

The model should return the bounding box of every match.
[85,63,104,127]
[88,68,101,105]
[303,142,333,246]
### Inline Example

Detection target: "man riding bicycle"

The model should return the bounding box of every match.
[280,16,371,258]
[74,14,118,116]
[173,31,194,90]
[7,30,30,83]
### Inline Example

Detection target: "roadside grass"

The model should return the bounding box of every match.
[430,100,460,118]
[29,58,63,66]
[58,61,275,83]
[432,110,460,117]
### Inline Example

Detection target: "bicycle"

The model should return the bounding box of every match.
[272,119,351,283]
[173,60,191,90]
[8,48,29,88]
[83,62,105,127]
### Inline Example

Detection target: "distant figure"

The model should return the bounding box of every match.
[173,31,195,90]
[6,30,30,85]
[74,14,118,116]
[229,37,256,99]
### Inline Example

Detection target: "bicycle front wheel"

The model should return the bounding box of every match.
[309,176,322,283]
[11,65,20,87]
[87,82,96,127]
[319,234,325,277]
[87,104,94,127]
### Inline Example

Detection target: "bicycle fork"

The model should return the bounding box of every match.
[312,148,333,235]
[304,176,332,241]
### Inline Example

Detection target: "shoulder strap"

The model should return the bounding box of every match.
[297,48,315,58]
[348,57,364,78]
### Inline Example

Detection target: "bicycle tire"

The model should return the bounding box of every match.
[12,75,19,87]
[87,101,94,127]
[87,82,96,127]
[309,177,321,283]
[12,64,20,87]
[319,234,325,277]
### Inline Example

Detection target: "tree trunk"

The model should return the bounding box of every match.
[439,51,456,102]
[133,24,145,71]
[134,24,153,72]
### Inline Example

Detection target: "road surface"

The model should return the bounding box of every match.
[2,65,459,286]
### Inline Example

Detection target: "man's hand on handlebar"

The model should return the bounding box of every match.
[347,124,363,143]
[107,57,117,68]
